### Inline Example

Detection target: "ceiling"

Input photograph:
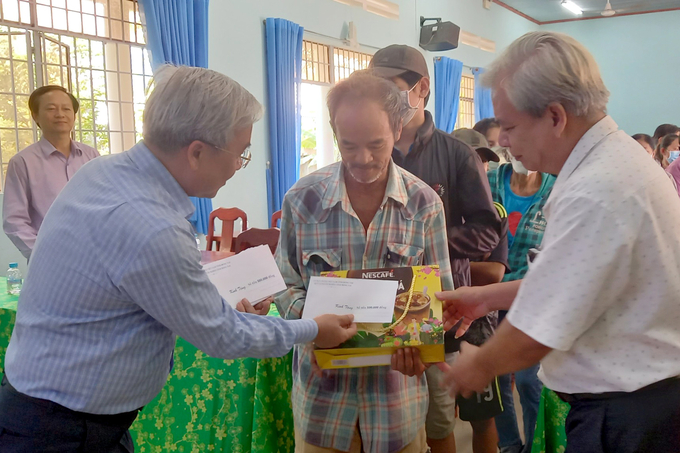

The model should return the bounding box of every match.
[495,0,680,23]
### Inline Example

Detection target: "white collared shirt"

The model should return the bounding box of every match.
[507,116,680,394]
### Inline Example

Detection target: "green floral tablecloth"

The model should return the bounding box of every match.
[531,386,569,453]
[0,278,295,453]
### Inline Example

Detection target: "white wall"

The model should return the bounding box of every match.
[208,0,537,229]
[543,11,680,136]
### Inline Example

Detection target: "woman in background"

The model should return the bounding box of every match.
[632,133,655,156]
[654,134,680,169]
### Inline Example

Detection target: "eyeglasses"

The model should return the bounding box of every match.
[210,144,251,170]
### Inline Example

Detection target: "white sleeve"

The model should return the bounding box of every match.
[507,194,635,351]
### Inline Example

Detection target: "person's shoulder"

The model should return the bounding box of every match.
[282,163,340,222]
[431,128,477,158]
[74,141,100,159]
[397,166,444,214]
[487,163,508,184]
[487,163,511,192]
[9,142,42,163]
[288,162,338,194]
[572,132,659,201]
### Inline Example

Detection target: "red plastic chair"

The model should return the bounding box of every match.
[234,228,281,255]
[271,210,282,228]
[206,208,248,252]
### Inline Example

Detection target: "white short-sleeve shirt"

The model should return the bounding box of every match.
[507,116,680,394]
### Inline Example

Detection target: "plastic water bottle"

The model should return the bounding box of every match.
[194,234,201,251]
[6,263,22,296]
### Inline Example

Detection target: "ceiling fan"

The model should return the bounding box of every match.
[600,0,616,16]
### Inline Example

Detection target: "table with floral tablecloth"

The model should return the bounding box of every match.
[0,277,296,453]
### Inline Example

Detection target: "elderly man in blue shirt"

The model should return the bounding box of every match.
[0,65,357,452]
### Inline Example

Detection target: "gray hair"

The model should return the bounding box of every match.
[482,31,610,118]
[143,65,263,151]
[327,69,404,138]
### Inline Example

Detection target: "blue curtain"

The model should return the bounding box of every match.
[434,57,464,133]
[138,0,212,235]
[265,18,303,220]
[473,67,495,123]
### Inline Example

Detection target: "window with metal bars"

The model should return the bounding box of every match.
[333,47,371,82]
[300,39,373,177]
[301,40,330,84]
[301,39,372,85]
[456,74,475,130]
[0,0,149,189]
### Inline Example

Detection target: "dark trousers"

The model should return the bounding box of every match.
[563,377,680,453]
[0,375,138,452]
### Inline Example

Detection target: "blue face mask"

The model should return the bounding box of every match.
[668,151,680,164]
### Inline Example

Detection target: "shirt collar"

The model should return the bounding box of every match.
[38,136,83,157]
[556,115,618,183]
[127,141,196,220]
[412,110,436,151]
[544,115,618,218]
[321,160,409,214]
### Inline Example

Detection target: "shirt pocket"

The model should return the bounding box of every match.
[302,249,342,278]
[385,243,424,268]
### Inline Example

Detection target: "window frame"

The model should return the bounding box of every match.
[0,1,149,189]
[299,38,374,177]
[456,73,475,130]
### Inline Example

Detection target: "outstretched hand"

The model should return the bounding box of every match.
[436,341,494,398]
[436,287,492,338]
[313,314,358,349]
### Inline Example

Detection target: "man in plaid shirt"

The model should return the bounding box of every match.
[486,156,555,453]
[275,71,454,453]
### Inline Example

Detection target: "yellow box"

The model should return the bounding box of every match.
[314,266,445,370]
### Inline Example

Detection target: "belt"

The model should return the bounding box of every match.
[555,376,680,403]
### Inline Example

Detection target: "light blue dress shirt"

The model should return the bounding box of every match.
[4,142,318,414]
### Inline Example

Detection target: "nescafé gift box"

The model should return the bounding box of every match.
[314,266,445,370]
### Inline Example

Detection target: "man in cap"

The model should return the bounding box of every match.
[452,128,500,172]
[370,45,502,453]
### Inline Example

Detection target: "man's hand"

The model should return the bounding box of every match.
[313,314,358,349]
[391,347,429,377]
[235,297,273,316]
[437,342,494,398]
[436,287,492,337]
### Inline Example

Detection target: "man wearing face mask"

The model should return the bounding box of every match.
[486,152,555,453]
[370,45,502,453]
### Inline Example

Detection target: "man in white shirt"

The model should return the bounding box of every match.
[434,31,680,452]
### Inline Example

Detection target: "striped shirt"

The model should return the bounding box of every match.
[4,142,318,414]
[275,161,454,453]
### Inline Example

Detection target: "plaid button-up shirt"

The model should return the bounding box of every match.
[275,161,454,453]
[487,164,555,282]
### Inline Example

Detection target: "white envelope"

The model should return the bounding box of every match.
[302,276,398,323]
[203,245,287,308]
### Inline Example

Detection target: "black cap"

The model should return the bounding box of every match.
[369,45,429,79]
[451,128,499,163]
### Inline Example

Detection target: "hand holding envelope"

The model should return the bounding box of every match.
[203,245,287,309]
[235,297,273,316]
